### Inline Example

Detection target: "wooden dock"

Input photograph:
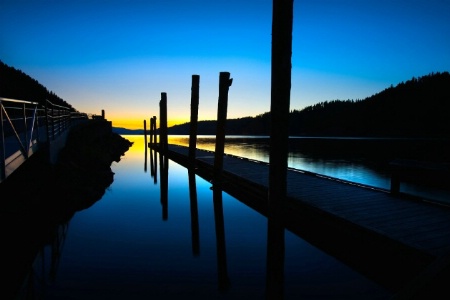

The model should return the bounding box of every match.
[150,143,450,297]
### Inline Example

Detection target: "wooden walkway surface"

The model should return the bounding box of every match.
[151,143,450,296]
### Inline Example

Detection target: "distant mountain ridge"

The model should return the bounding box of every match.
[165,72,450,138]
[2,60,448,138]
[112,127,145,135]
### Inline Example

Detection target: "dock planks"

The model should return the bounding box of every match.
[150,143,450,294]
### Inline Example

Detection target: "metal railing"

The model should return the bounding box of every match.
[45,99,88,142]
[1,97,88,183]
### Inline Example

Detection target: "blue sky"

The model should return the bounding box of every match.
[1,0,449,129]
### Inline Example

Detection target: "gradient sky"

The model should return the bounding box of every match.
[1,0,449,129]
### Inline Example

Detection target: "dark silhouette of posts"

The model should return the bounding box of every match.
[144,119,148,173]
[266,0,294,299]
[266,216,285,300]
[159,92,168,218]
[150,149,158,184]
[150,117,152,145]
[188,170,200,256]
[149,116,157,146]
[144,119,148,146]
[189,75,200,166]
[159,93,168,153]
[213,186,231,291]
[213,72,233,184]
[149,116,158,183]
[160,154,169,221]
[269,0,293,207]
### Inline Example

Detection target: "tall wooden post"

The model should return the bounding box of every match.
[266,0,293,299]
[151,116,157,145]
[144,119,148,172]
[160,93,168,153]
[213,72,233,184]
[189,75,200,166]
[144,119,148,146]
[149,118,153,146]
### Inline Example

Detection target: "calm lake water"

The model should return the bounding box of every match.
[19,135,449,299]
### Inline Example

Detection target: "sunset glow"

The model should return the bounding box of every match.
[1,0,449,129]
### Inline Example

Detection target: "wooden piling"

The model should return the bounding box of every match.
[213,72,233,184]
[269,0,293,207]
[144,119,148,172]
[189,75,200,165]
[266,0,294,298]
[150,116,157,145]
[149,118,153,146]
[160,93,168,153]
[144,119,147,146]
[149,117,153,146]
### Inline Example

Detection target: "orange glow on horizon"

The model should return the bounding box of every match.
[110,118,190,130]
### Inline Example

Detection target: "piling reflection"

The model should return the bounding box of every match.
[266,215,286,299]
[159,153,169,220]
[188,170,200,256]
[150,147,158,184]
[144,141,148,173]
[17,222,69,299]
[212,185,231,291]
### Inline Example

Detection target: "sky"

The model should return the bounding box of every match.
[1,0,449,129]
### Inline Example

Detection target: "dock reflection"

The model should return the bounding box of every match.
[7,219,70,299]
[212,184,231,292]
[188,170,200,256]
[150,147,158,184]
[149,138,286,298]
[266,214,286,299]
[159,153,169,221]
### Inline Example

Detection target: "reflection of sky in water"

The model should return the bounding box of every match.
[44,135,390,299]
[166,135,448,203]
[288,155,390,189]
[169,135,391,189]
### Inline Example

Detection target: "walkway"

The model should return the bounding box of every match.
[151,143,450,295]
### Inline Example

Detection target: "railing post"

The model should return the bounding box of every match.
[0,101,5,181]
[45,100,50,146]
[189,74,200,166]
[51,104,55,141]
[213,72,233,185]
[22,103,28,157]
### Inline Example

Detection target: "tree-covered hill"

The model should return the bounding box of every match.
[2,60,448,138]
[169,72,450,138]
[0,60,76,111]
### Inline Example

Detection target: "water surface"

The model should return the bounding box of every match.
[23,135,393,299]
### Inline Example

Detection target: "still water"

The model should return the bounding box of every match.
[24,135,424,299]
[169,135,450,203]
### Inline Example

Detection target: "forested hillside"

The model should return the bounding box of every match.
[168,72,450,138]
[0,60,76,111]
[2,59,448,138]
